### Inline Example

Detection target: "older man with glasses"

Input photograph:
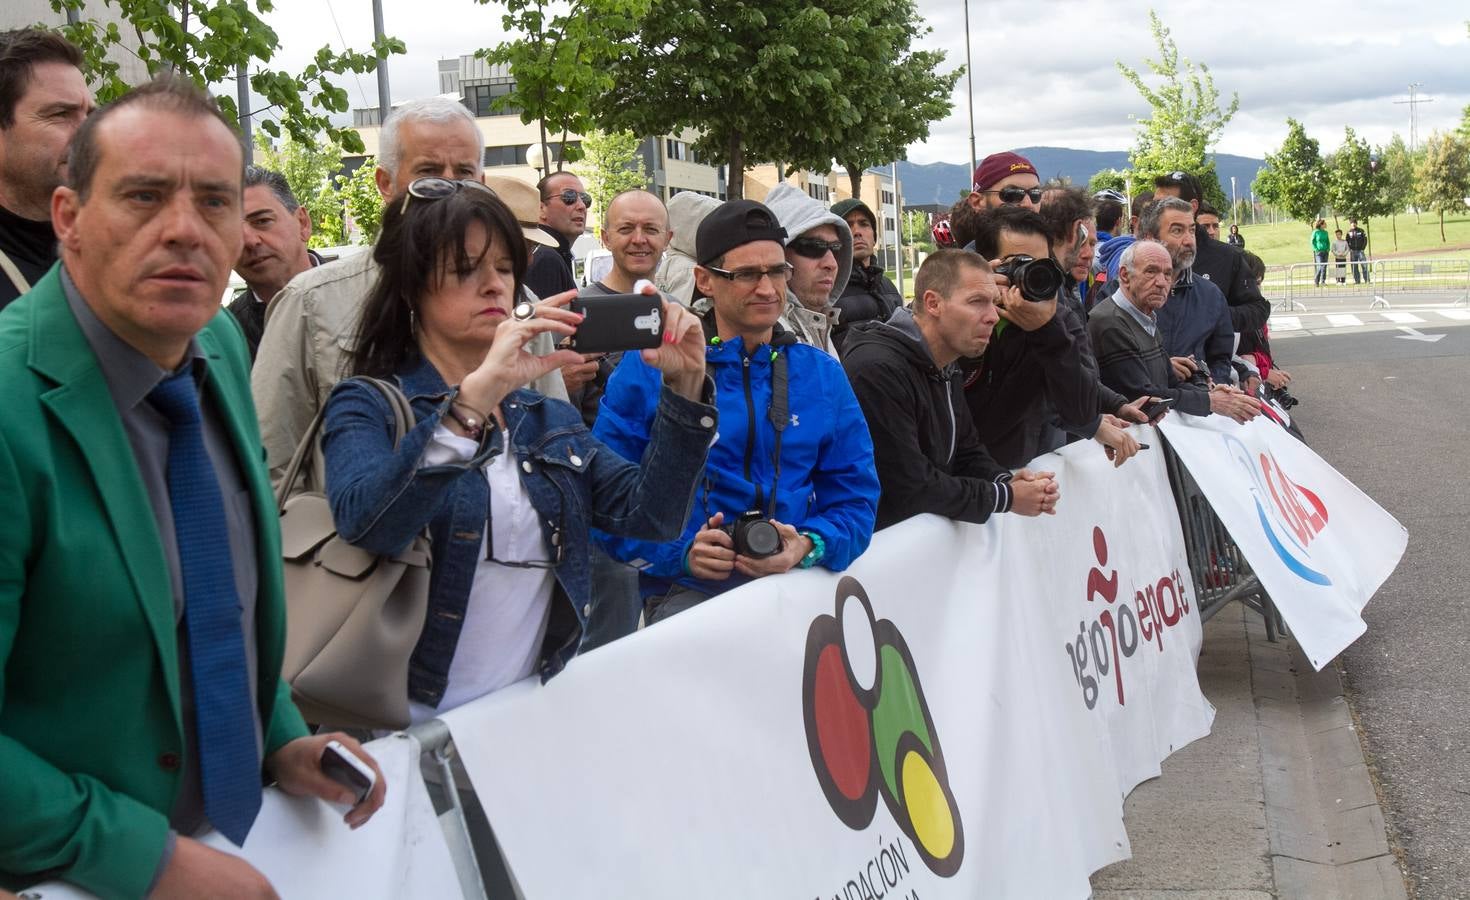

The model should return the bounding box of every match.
[592,199,878,624]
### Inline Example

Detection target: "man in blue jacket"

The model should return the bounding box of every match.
[594,200,879,623]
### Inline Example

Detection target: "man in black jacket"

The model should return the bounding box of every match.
[830,197,902,351]
[844,249,1057,530]
[1153,171,1271,339]
[1346,220,1370,283]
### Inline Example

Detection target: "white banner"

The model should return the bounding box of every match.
[1160,414,1407,670]
[443,436,1215,899]
[31,734,460,900]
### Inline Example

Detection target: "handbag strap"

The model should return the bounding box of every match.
[275,376,417,514]
[0,249,30,296]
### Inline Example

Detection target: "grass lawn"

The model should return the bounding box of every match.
[1234,213,1470,266]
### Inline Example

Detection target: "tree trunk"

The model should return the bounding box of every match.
[1392,214,1398,251]
[1440,210,1446,242]
[538,117,549,183]
[847,164,862,201]
[726,130,743,201]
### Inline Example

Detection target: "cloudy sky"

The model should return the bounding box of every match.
[260,0,1470,163]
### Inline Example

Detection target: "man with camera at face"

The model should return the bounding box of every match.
[843,250,1059,529]
[961,206,1146,469]
[593,200,879,624]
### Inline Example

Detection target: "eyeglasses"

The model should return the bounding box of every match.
[983,186,1044,205]
[544,188,592,207]
[705,263,794,285]
[400,176,494,214]
[787,237,843,259]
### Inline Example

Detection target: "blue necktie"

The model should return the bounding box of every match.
[149,370,261,846]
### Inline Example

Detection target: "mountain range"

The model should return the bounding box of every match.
[896,147,1267,207]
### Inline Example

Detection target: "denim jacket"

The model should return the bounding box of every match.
[321,354,717,708]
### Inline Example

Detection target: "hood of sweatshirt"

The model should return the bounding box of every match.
[655,191,722,304]
[841,306,948,379]
[762,182,853,307]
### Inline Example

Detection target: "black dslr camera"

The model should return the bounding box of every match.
[724,511,783,559]
[1186,355,1211,388]
[993,254,1065,302]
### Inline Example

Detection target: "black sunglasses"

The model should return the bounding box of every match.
[401,176,493,214]
[983,186,1044,205]
[787,237,844,259]
[544,188,592,207]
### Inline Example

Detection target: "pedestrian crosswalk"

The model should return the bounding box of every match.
[1272,308,1470,332]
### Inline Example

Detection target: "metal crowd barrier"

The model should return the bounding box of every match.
[1264,255,1470,310]
[405,719,499,900]
[1158,437,1287,640]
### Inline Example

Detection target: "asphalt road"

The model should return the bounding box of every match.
[1274,319,1470,897]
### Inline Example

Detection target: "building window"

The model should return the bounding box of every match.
[884,218,896,234]
[463,82,519,117]
[881,189,894,206]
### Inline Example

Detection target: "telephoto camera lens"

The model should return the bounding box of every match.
[994,254,1065,302]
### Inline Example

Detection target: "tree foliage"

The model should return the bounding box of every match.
[478,0,650,169]
[1413,132,1470,242]
[46,0,402,153]
[827,0,960,199]
[337,159,383,245]
[1087,169,1128,195]
[1116,9,1238,211]
[575,129,648,233]
[254,133,344,247]
[1255,118,1326,224]
[1326,127,1389,224]
[600,0,943,200]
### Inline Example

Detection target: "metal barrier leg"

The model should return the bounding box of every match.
[406,720,489,900]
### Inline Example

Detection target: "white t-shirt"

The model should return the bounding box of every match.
[409,426,555,723]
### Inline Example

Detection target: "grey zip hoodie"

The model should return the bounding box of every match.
[653,191,721,305]
[763,183,854,358]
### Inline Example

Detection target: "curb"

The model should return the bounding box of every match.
[1248,614,1408,899]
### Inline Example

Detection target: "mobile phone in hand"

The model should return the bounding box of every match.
[1140,397,1175,419]
[321,740,376,805]
[568,293,663,354]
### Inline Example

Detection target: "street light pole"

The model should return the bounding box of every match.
[963,0,977,184]
[372,0,392,123]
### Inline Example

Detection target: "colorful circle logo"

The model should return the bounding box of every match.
[801,577,964,877]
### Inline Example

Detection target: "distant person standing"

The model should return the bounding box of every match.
[1311,219,1330,286]
[1227,224,1245,248]
[1346,219,1370,283]
[1331,229,1349,284]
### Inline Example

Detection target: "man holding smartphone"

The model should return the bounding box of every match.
[593,200,879,623]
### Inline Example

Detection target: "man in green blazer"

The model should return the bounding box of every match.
[0,78,385,899]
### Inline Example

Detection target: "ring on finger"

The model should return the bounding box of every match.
[513,301,536,321]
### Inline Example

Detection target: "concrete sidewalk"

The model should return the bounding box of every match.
[1090,603,1408,900]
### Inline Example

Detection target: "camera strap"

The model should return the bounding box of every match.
[763,349,789,519]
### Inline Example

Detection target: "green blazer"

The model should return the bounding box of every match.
[0,266,308,899]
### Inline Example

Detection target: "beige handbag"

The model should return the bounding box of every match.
[277,377,431,730]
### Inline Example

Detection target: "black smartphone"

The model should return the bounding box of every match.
[321,740,376,805]
[568,293,663,354]
[1140,397,1175,419]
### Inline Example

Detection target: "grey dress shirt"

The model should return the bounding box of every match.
[62,267,264,837]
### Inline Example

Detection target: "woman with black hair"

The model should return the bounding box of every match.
[320,178,716,719]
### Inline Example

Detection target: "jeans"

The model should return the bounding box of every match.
[1351,249,1370,283]
[1314,251,1329,285]
[577,546,643,652]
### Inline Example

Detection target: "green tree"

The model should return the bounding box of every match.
[575,129,648,234]
[902,209,934,253]
[601,0,905,200]
[1254,118,1326,224]
[1375,134,1417,250]
[337,159,383,245]
[828,0,960,199]
[254,133,344,248]
[1087,168,1129,195]
[1116,9,1238,211]
[478,0,650,170]
[46,0,402,153]
[1413,132,1470,242]
[1326,127,1389,228]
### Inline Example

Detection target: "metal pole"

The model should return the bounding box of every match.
[236,65,253,166]
[372,0,392,122]
[65,5,79,25]
[891,161,903,296]
[1230,176,1237,223]
[963,0,976,183]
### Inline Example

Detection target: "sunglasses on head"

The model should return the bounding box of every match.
[544,188,592,207]
[983,186,1044,205]
[401,176,494,214]
[787,237,843,259]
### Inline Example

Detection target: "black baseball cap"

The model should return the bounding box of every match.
[696,200,788,265]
